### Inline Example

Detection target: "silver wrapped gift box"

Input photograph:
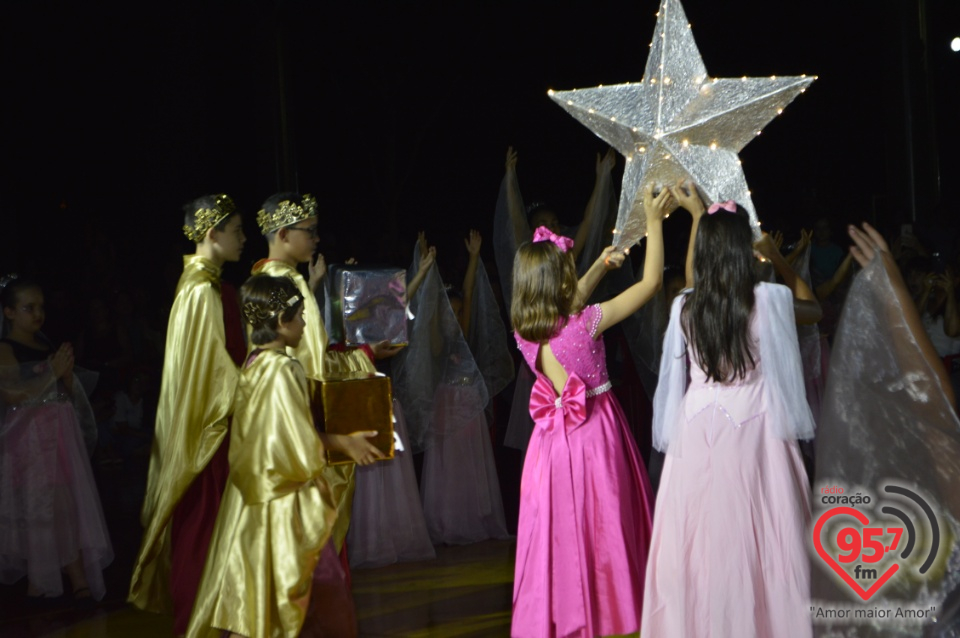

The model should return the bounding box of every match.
[324,265,408,346]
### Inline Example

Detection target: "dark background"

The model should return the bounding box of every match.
[2,1,959,291]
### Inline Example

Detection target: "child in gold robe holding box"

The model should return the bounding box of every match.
[188,274,347,638]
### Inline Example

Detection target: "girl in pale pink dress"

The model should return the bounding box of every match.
[642,194,820,638]
[0,277,113,603]
[509,185,671,637]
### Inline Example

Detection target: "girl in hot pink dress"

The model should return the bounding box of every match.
[509,185,671,637]
[642,195,819,638]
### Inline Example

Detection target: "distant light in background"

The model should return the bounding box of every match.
[952,37,960,52]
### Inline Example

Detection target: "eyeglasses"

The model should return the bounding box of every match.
[287,225,319,237]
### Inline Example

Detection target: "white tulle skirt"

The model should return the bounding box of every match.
[0,401,113,598]
[347,400,435,569]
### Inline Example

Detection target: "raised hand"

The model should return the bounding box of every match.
[600,246,625,271]
[417,231,429,260]
[419,245,436,273]
[596,148,616,177]
[505,146,518,173]
[308,253,326,291]
[464,230,482,256]
[772,231,784,252]
[753,232,782,262]
[643,184,674,226]
[670,180,705,217]
[848,222,890,268]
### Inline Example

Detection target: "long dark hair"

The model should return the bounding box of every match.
[681,206,758,383]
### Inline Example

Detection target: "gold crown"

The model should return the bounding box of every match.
[182,194,236,242]
[242,290,302,327]
[256,194,318,235]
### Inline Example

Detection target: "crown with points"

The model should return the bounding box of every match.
[242,289,302,327]
[257,193,318,235]
[182,194,236,242]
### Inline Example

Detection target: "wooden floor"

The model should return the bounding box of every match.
[0,540,516,638]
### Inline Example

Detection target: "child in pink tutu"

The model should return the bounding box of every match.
[0,276,113,603]
[509,185,670,637]
[642,189,820,637]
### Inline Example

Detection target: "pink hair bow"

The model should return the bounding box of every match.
[706,200,737,215]
[533,226,575,253]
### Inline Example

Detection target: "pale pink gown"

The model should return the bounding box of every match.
[641,297,812,638]
[513,304,653,638]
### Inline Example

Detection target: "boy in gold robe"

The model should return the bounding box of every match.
[128,195,246,635]
[250,192,397,562]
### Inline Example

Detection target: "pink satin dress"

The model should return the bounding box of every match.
[513,304,653,637]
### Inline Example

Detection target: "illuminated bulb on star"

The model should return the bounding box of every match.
[710,142,718,150]
[952,37,960,52]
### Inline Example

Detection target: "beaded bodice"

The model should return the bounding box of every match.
[515,304,610,391]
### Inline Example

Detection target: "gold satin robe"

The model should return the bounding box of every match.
[252,259,374,551]
[187,349,337,638]
[128,255,239,613]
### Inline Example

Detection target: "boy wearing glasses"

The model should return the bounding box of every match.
[251,192,399,566]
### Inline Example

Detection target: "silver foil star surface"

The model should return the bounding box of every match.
[549,0,815,248]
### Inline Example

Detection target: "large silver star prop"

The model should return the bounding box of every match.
[549,0,815,248]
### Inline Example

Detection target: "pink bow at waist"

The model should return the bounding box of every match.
[529,373,588,432]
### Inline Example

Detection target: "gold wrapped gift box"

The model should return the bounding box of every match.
[309,373,395,465]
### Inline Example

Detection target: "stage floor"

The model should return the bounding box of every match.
[0,540,516,638]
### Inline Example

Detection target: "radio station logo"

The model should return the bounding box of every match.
[813,482,941,602]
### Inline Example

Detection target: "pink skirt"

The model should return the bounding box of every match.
[421,384,509,545]
[347,401,435,568]
[0,402,113,598]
